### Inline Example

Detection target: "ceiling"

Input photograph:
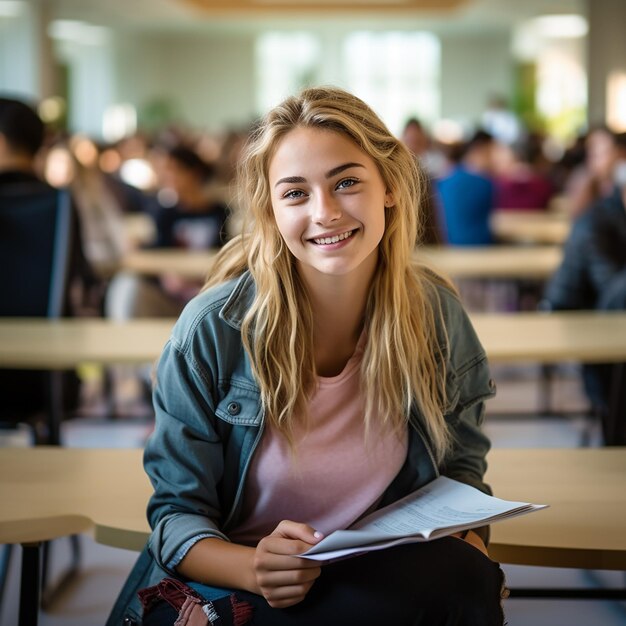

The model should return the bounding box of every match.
[38,0,585,36]
[181,0,466,13]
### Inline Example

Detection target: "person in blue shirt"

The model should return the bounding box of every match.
[437,131,496,246]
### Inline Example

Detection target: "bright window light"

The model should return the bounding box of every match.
[530,15,588,39]
[256,33,320,115]
[343,31,440,135]
[255,30,440,137]
[48,20,110,45]
[0,1,25,17]
[607,71,626,133]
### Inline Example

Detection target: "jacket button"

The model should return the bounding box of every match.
[488,378,496,390]
[227,401,241,415]
[123,618,138,625]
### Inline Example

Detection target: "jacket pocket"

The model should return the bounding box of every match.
[444,353,495,424]
[215,378,262,426]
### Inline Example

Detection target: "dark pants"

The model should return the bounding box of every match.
[143,537,507,626]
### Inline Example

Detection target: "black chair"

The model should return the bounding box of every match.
[0,181,74,441]
[0,181,80,624]
[0,181,72,316]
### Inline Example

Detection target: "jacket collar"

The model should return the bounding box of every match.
[219,271,256,330]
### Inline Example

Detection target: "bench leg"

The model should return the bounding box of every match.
[19,542,40,626]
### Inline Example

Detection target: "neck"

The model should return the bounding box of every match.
[463,153,490,175]
[299,254,377,376]
[0,154,36,174]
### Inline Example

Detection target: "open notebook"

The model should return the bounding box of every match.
[299,475,547,562]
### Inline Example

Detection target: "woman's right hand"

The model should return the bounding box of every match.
[253,520,324,608]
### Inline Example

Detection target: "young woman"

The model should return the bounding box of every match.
[107,87,505,626]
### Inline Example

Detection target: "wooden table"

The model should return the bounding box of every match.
[0,318,173,369]
[119,245,563,282]
[0,448,152,626]
[485,448,626,572]
[1,447,624,613]
[491,211,571,245]
[0,448,151,551]
[121,249,217,279]
[472,312,626,365]
[1,313,625,371]
[418,245,563,280]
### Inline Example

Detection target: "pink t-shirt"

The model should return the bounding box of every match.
[229,338,408,546]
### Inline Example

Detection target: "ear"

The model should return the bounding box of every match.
[384,190,395,208]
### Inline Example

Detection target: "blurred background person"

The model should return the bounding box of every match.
[401,117,444,244]
[106,144,230,319]
[436,130,496,245]
[543,158,626,314]
[493,135,555,211]
[0,96,95,429]
[563,127,626,218]
[65,136,129,287]
[145,145,229,250]
[542,159,626,441]
[0,96,96,314]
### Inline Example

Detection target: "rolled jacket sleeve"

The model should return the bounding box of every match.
[145,338,230,575]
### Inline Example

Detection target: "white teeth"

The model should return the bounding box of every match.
[313,230,354,245]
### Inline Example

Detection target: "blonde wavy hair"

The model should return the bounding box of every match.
[205,86,452,462]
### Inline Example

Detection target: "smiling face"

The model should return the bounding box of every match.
[268,126,392,290]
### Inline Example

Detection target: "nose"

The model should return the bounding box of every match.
[312,190,342,225]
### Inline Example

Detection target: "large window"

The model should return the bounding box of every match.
[255,30,440,135]
[343,32,440,135]
[256,32,320,115]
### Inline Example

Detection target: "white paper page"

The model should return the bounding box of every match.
[352,476,535,534]
[300,534,432,562]
[300,476,547,560]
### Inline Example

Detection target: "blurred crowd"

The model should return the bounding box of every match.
[4,113,252,319]
[400,114,626,246]
[3,92,626,317]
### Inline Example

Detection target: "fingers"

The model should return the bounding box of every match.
[254,535,322,582]
[254,554,321,608]
[254,520,325,608]
[257,565,321,587]
[257,568,320,608]
[258,519,324,567]
[263,581,317,609]
[271,520,324,545]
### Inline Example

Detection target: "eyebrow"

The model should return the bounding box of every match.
[273,162,365,188]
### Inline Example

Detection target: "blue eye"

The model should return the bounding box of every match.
[283,189,306,199]
[336,177,359,190]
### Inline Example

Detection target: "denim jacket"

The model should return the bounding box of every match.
[106,270,495,625]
